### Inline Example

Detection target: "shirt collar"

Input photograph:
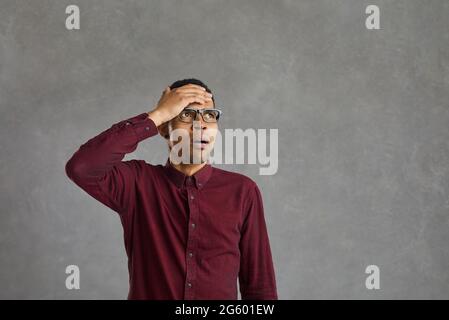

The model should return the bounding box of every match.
[163,158,213,190]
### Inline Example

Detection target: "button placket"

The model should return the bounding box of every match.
[184,186,199,300]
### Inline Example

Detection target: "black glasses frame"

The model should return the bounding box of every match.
[177,107,223,123]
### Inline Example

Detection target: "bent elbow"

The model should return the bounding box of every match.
[65,155,88,182]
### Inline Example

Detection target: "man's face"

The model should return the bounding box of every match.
[167,99,218,164]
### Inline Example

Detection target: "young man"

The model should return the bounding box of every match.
[65,78,278,300]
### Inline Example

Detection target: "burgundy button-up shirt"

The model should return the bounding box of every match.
[65,112,278,300]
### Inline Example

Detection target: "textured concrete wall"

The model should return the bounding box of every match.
[0,0,448,299]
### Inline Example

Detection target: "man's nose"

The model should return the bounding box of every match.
[192,116,207,129]
[194,112,204,122]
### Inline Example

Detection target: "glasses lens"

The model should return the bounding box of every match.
[178,110,196,122]
[202,110,220,123]
[178,109,221,123]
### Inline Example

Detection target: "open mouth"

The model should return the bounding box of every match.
[193,139,210,145]
[192,138,210,149]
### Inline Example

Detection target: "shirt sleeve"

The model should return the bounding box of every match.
[239,183,278,300]
[65,112,159,215]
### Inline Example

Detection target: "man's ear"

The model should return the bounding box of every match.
[158,121,170,140]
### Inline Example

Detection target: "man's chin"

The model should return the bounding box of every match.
[187,149,211,164]
[189,153,208,164]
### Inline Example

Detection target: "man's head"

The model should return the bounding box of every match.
[157,78,219,164]
[169,78,215,106]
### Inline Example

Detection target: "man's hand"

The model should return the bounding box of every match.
[147,84,213,127]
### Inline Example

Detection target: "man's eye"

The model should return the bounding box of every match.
[204,112,216,119]
[180,111,193,118]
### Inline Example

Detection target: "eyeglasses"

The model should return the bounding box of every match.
[177,107,223,123]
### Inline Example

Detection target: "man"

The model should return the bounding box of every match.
[65,78,278,300]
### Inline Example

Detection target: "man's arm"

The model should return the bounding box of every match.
[239,183,278,300]
[65,112,158,215]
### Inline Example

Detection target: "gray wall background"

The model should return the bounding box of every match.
[1,0,448,299]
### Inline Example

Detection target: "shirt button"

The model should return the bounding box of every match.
[188,252,193,258]
[190,195,195,200]
[125,121,131,126]
[191,223,196,228]
[145,126,150,130]
[187,282,192,288]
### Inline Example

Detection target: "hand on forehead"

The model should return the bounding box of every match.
[187,101,214,109]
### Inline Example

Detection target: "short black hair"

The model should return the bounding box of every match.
[169,78,215,107]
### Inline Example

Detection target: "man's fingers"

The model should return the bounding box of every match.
[181,93,213,102]
[182,94,208,102]
[177,90,213,102]
[175,87,211,96]
[172,84,212,99]
[183,94,209,105]
[163,84,212,106]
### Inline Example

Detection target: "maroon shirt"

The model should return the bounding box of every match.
[65,112,278,300]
